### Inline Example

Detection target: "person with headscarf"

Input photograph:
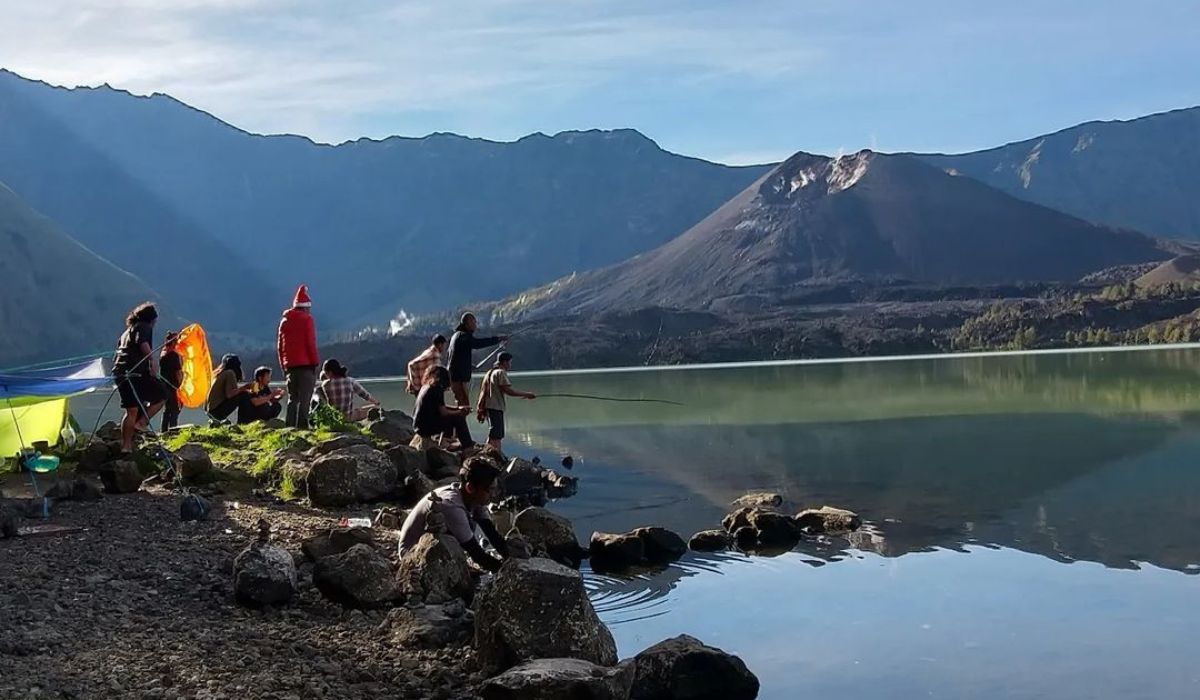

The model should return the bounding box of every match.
[207,354,251,423]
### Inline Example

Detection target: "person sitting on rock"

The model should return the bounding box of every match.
[406,333,447,396]
[413,365,474,449]
[238,366,285,425]
[398,456,508,572]
[315,359,379,421]
[475,351,535,452]
[207,354,252,424]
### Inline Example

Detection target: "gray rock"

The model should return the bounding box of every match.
[502,458,544,496]
[589,531,645,572]
[78,437,114,471]
[688,530,731,552]
[425,447,461,479]
[514,507,583,568]
[732,526,757,550]
[96,421,121,442]
[747,511,800,547]
[729,492,784,510]
[367,418,415,447]
[386,445,428,479]
[313,543,400,609]
[630,634,759,700]
[381,409,415,429]
[794,506,862,533]
[505,533,533,559]
[301,527,375,561]
[634,527,686,564]
[233,541,297,607]
[482,658,636,700]
[396,533,473,604]
[378,601,472,649]
[98,460,142,494]
[544,470,579,499]
[474,557,617,673]
[306,445,397,506]
[307,433,374,457]
[403,472,436,504]
[173,443,214,480]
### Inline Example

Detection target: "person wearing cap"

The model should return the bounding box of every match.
[446,312,508,407]
[158,331,184,432]
[315,359,379,421]
[475,351,535,451]
[277,285,320,429]
[406,334,448,396]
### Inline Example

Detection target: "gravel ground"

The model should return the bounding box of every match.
[0,478,484,699]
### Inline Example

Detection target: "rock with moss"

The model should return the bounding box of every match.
[173,443,214,480]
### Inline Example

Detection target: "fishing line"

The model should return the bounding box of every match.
[537,392,684,406]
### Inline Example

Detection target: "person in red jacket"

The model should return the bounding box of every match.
[277,284,320,429]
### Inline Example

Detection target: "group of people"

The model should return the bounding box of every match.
[110,286,534,454]
[110,288,532,574]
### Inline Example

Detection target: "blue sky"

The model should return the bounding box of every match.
[2,0,1197,164]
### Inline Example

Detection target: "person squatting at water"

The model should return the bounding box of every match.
[112,302,166,454]
[414,366,475,449]
[406,334,448,396]
[158,330,183,433]
[446,312,507,407]
[476,351,535,452]
[397,457,509,572]
[277,284,319,429]
[315,359,379,421]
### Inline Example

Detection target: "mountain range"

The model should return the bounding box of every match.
[0,66,1198,366]
[484,150,1176,320]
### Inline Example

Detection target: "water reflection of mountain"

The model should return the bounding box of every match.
[526,412,1200,575]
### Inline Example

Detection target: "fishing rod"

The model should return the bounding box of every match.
[475,330,519,369]
[537,392,684,406]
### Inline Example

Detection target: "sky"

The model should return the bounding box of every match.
[1,0,1198,165]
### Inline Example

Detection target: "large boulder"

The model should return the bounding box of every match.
[630,635,759,700]
[688,530,731,553]
[306,445,397,506]
[396,533,473,604]
[313,543,400,609]
[173,443,214,480]
[386,445,428,479]
[514,507,584,568]
[378,601,473,649]
[301,527,375,562]
[232,541,297,607]
[482,658,636,700]
[98,460,142,494]
[634,527,687,564]
[794,506,862,533]
[589,532,645,572]
[474,557,617,673]
[367,417,415,447]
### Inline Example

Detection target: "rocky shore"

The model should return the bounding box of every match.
[1,416,861,699]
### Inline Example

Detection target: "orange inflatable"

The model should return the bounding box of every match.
[174,323,213,409]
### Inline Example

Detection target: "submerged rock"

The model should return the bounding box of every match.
[514,507,584,568]
[724,507,801,549]
[634,527,687,564]
[794,506,862,533]
[590,531,646,572]
[630,634,759,700]
[396,533,473,604]
[688,529,732,552]
[313,543,400,609]
[379,601,473,649]
[544,470,579,499]
[474,557,617,673]
[482,658,636,700]
[232,541,297,607]
[730,492,784,510]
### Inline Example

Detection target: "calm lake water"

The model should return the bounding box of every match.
[75,348,1200,699]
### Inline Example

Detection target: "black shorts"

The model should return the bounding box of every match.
[487,409,505,440]
[115,375,164,411]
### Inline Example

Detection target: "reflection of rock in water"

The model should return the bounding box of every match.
[531,412,1200,573]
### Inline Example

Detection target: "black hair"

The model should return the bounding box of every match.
[424,365,450,388]
[460,456,501,490]
[322,359,348,378]
[455,312,475,333]
[432,333,448,347]
[218,353,243,382]
[496,351,513,365]
[126,302,158,327]
[254,366,272,381]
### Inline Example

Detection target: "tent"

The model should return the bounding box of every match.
[0,358,110,457]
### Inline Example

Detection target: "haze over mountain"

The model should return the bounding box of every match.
[919,107,1200,240]
[485,151,1175,321]
[0,69,767,334]
[0,182,174,367]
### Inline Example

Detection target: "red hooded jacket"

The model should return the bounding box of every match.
[277,308,319,369]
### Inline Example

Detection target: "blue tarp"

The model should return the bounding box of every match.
[0,359,110,402]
